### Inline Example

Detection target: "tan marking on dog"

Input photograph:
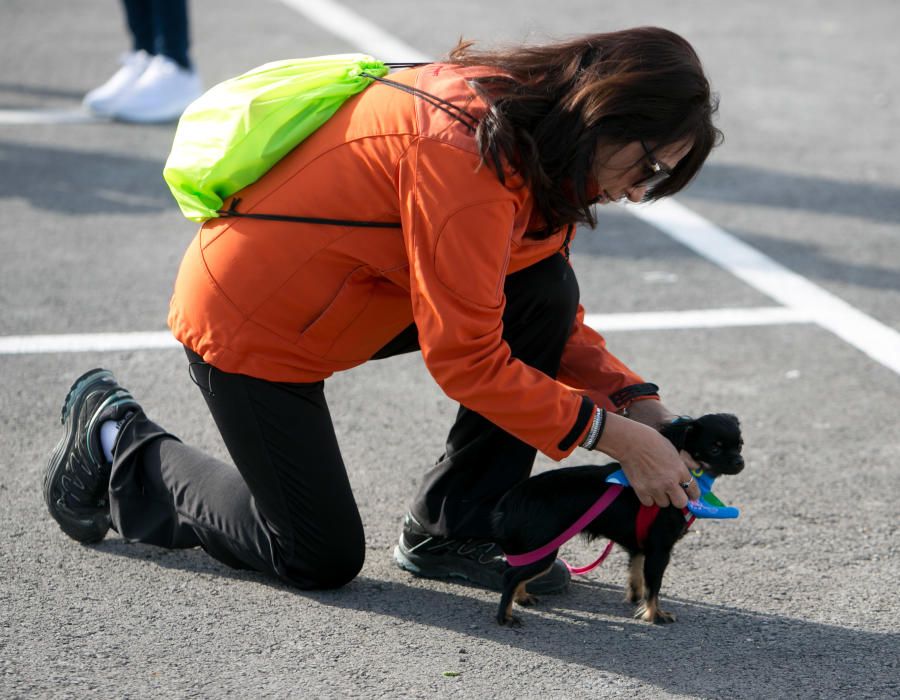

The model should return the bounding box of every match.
[626,554,645,603]
[503,565,553,625]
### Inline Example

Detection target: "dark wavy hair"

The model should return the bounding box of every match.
[446,27,723,237]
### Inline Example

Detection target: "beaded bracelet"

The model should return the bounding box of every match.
[580,407,607,451]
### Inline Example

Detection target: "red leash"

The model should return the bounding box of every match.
[560,539,616,575]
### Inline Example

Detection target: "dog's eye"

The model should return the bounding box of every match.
[709,445,721,455]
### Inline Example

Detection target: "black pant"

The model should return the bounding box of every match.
[123,0,191,69]
[108,253,580,589]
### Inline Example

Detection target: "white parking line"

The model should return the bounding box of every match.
[0,308,812,355]
[0,331,179,355]
[0,108,104,125]
[586,306,812,332]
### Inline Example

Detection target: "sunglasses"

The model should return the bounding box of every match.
[634,140,673,190]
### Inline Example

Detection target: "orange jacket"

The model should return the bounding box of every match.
[168,64,648,460]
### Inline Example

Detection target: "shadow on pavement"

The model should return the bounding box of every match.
[96,539,897,699]
[0,139,172,216]
[571,177,900,294]
[0,81,87,102]
[690,161,900,225]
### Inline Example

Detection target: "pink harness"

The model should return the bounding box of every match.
[503,485,696,575]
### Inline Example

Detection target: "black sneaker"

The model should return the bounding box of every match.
[43,368,140,543]
[393,512,570,593]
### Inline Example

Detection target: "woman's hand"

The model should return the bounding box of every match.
[594,411,700,507]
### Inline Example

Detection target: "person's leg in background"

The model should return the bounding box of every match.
[147,0,191,69]
[45,352,365,590]
[122,0,155,57]
[391,253,581,590]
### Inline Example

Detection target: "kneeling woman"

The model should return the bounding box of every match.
[45,26,720,593]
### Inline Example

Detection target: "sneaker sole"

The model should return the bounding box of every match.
[393,544,482,582]
[43,369,127,543]
[393,544,569,594]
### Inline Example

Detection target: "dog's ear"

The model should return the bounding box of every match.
[716,413,740,428]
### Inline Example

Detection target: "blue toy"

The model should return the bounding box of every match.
[605,467,740,519]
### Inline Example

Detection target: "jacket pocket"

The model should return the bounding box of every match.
[297,267,377,361]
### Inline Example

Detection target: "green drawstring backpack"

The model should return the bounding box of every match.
[163,54,391,223]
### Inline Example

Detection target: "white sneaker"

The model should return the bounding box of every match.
[82,50,152,116]
[110,54,202,124]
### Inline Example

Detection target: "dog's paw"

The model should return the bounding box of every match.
[653,609,677,624]
[498,614,522,628]
[634,602,677,624]
[515,592,539,607]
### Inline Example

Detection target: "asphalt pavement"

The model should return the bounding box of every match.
[1,1,898,697]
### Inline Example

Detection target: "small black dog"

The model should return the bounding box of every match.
[492,413,744,626]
